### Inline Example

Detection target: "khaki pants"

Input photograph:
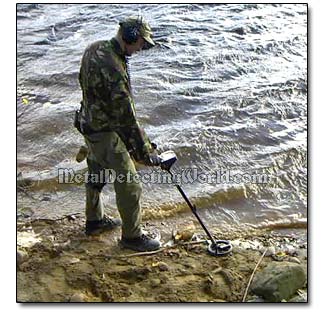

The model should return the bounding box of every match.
[83,131,142,238]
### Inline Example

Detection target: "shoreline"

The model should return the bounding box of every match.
[17,214,307,302]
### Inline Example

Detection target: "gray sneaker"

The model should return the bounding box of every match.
[120,233,161,252]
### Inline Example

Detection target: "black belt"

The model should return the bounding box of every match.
[74,109,111,135]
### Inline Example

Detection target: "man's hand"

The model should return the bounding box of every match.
[144,153,161,167]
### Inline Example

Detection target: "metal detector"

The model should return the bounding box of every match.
[158,151,232,257]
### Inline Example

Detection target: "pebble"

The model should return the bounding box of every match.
[54,240,71,251]
[68,215,77,221]
[150,278,161,288]
[287,257,301,264]
[176,230,195,241]
[230,26,246,35]
[76,145,88,163]
[157,262,169,271]
[69,292,86,302]
[247,296,265,302]
[265,247,276,257]
[47,235,55,242]
[289,291,307,302]
[69,257,80,264]
[282,244,298,256]
[17,249,28,266]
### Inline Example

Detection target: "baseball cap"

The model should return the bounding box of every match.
[121,17,155,46]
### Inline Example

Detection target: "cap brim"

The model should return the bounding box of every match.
[143,36,155,46]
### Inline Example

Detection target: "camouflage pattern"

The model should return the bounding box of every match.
[84,131,142,238]
[78,37,153,237]
[78,38,153,161]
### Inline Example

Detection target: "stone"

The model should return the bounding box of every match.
[230,26,246,36]
[247,295,265,302]
[157,262,169,271]
[204,274,231,300]
[264,247,276,257]
[69,257,80,264]
[17,249,28,267]
[70,292,87,302]
[173,224,196,242]
[150,278,161,288]
[251,262,306,302]
[287,257,301,264]
[289,292,307,303]
[76,145,88,163]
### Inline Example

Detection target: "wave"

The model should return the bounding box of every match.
[255,217,307,230]
[142,185,247,220]
[17,3,307,227]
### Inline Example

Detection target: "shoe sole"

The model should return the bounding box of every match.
[85,225,121,236]
[119,240,161,252]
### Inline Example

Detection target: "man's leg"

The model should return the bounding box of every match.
[109,151,160,251]
[84,132,142,237]
[83,132,160,250]
[85,157,105,221]
[110,153,143,239]
[83,133,122,235]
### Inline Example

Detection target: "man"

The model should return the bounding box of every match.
[76,17,161,252]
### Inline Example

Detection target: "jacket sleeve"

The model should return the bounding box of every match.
[101,66,153,160]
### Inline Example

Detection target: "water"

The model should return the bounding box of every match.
[17,4,307,230]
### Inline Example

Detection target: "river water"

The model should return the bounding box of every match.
[17,4,307,231]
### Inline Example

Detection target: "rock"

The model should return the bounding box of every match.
[204,274,231,300]
[150,278,161,288]
[69,292,87,302]
[68,214,77,221]
[17,207,34,218]
[157,262,169,271]
[247,295,265,302]
[178,230,195,241]
[118,267,151,280]
[174,226,195,242]
[17,249,28,267]
[265,247,276,257]
[282,244,298,256]
[251,262,306,302]
[69,257,80,264]
[230,26,246,36]
[54,240,71,252]
[159,274,169,284]
[289,292,307,302]
[287,257,301,264]
[272,251,287,261]
[47,235,55,242]
[76,145,88,163]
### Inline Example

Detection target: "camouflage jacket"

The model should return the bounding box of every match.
[78,38,153,160]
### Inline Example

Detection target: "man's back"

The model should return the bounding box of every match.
[79,39,133,132]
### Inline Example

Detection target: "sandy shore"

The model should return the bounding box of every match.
[17,214,307,302]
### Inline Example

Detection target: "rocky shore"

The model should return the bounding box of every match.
[17,214,307,302]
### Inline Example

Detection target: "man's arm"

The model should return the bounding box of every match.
[103,69,154,161]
